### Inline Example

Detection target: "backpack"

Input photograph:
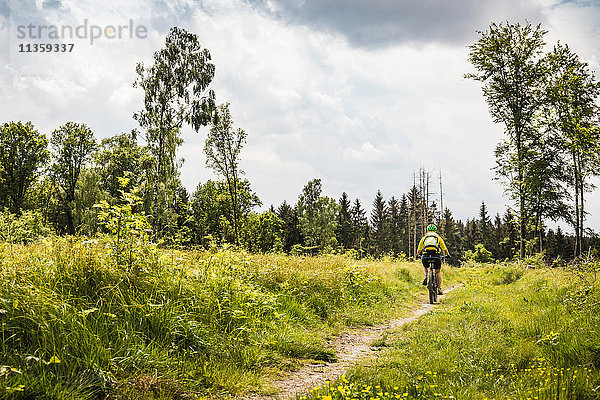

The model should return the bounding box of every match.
[423,233,441,253]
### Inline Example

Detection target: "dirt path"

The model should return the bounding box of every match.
[243,285,462,400]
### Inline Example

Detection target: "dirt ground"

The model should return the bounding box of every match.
[242,285,461,400]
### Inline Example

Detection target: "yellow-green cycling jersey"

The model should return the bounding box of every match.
[417,232,448,254]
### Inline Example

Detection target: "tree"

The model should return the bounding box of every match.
[51,122,96,234]
[387,196,403,257]
[94,177,151,267]
[0,121,49,214]
[398,195,410,257]
[241,211,283,253]
[477,201,491,248]
[466,21,547,258]
[204,103,248,245]
[521,130,569,253]
[370,190,388,257]
[277,201,303,252]
[171,186,194,247]
[297,179,339,252]
[545,226,572,261]
[94,130,151,202]
[499,209,519,260]
[543,43,600,256]
[440,208,461,265]
[190,179,260,247]
[336,192,353,250]
[350,198,368,256]
[134,26,216,233]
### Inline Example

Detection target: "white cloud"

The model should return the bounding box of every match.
[0,0,599,230]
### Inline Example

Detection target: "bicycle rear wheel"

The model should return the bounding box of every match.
[428,267,437,304]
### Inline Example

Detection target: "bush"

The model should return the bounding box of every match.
[0,210,51,244]
[464,243,494,263]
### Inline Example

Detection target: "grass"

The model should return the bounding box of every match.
[0,237,438,399]
[307,262,600,399]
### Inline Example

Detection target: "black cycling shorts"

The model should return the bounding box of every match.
[421,251,442,270]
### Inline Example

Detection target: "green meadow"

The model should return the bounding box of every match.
[0,236,433,399]
[1,236,599,399]
[308,262,600,400]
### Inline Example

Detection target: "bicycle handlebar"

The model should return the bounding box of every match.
[418,254,450,259]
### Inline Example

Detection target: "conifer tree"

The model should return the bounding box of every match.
[370,190,388,257]
[387,196,403,257]
[477,201,491,249]
[336,192,353,250]
[277,201,302,252]
[350,198,368,257]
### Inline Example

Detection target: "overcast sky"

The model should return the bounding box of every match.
[1,0,599,231]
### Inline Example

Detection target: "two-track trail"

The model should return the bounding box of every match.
[243,285,462,400]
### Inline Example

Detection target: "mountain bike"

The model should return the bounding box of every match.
[421,255,442,304]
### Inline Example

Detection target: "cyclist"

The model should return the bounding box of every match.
[416,224,450,294]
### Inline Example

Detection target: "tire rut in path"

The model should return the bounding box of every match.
[243,285,462,400]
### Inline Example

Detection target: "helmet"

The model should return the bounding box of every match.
[427,224,437,232]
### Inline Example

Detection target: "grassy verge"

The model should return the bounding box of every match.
[307,262,600,399]
[0,237,438,399]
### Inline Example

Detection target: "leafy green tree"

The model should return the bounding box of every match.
[543,43,600,256]
[75,168,104,236]
[0,121,49,214]
[467,21,547,258]
[51,122,96,234]
[204,103,247,245]
[190,180,223,246]
[297,179,339,252]
[94,131,151,203]
[521,131,569,253]
[241,211,283,253]
[171,186,194,247]
[190,179,260,247]
[94,177,151,267]
[134,26,216,233]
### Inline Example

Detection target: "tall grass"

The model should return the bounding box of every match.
[309,262,600,399]
[0,237,431,399]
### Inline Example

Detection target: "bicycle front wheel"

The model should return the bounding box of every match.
[428,267,437,304]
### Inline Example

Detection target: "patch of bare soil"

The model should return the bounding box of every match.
[241,285,461,400]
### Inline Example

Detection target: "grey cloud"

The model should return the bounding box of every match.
[245,0,547,47]
[42,0,62,10]
[0,0,8,19]
[150,0,201,35]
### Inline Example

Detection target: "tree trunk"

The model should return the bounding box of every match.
[152,140,164,236]
[573,151,581,257]
[66,199,75,235]
[232,174,239,246]
[516,127,526,259]
[579,163,585,256]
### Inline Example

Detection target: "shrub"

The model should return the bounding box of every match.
[464,243,494,263]
[0,210,51,244]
